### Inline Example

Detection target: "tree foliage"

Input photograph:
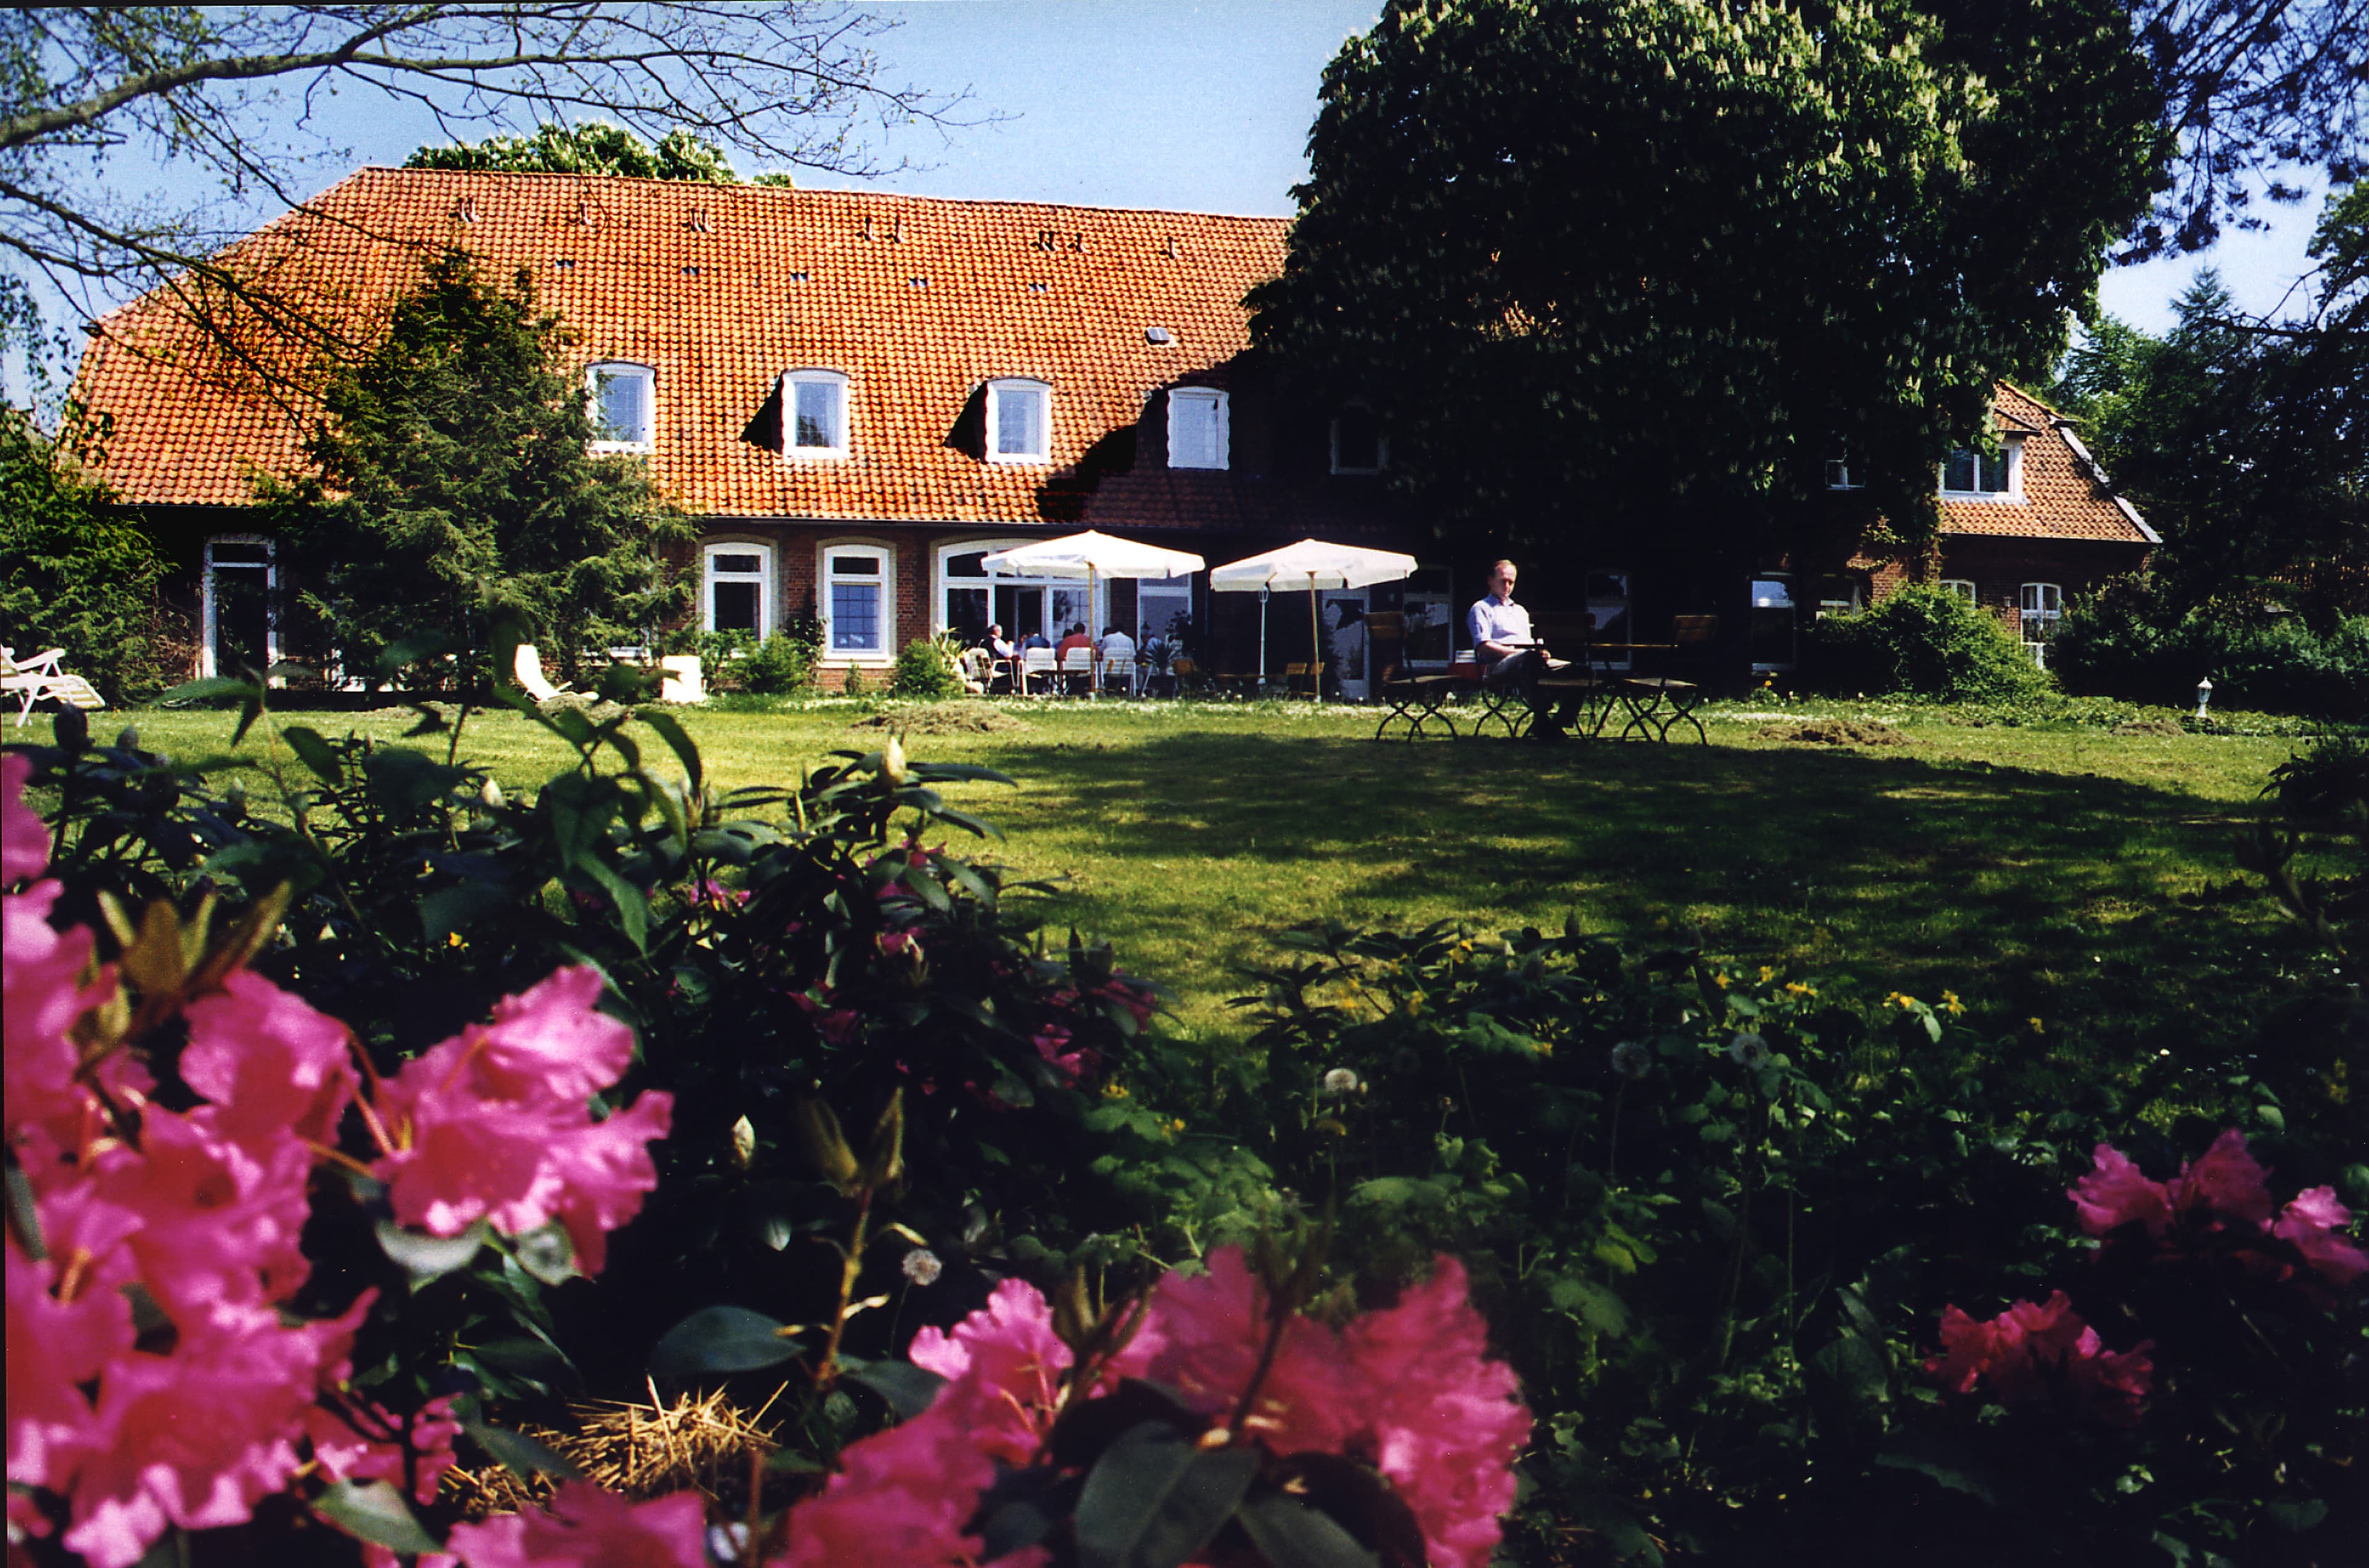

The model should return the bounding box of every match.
[2053,184,2366,617]
[258,250,687,686]
[1249,0,2167,564]
[405,120,794,186]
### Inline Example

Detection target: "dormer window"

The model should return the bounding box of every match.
[783,369,849,459]
[986,378,1051,464]
[1331,407,1386,474]
[587,361,654,449]
[1167,387,1229,470]
[1942,438,2023,499]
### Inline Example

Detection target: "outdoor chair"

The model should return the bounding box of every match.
[1101,652,1137,696]
[1532,610,1612,738]
[513,643,572,704]
[1618,615,1719,742]
[1020,648,1057,695]
[3,646,107,727]
[1284,661,1324,699]
[954,648,992,695]
[1059,646,1095,695]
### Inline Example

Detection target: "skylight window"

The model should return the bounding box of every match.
[587,362,653,449]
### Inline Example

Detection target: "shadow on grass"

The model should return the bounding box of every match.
[958,731,2318,1071]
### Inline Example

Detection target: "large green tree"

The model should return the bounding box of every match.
[2053,184,2367,617]
[405,121,794,186]
[1249,0,2168,566]
[260,250,687,687]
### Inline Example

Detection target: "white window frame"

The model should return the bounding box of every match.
[1330,408,1387,475]
[702,541,774,638]
[985,378,1052,465]
[1940,436,2024,501]
[1824,456,1862,490]
[201,534,279,681]
[1167,387,1230,471]
[2020,582,2063,667]
[782,369,851,460]
[1938,578,1979,605]
[586,361,655,450]
[821,542,895,663]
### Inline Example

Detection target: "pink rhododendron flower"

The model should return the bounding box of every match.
[445,1480,708,1568]
[2067,1143,2175,1237]
[1114,1247,1355,1456]
[1926,1292,2151,1426]
[181,971,356,1153]
[371,965,671,1275]
[2273,1187,2369,1286]
[907,1275,1075,1464]
[6,1227,134,1501]
[62,1296,370,1568]
[97,1112,316,1318]
[302,1394,463,1505]
[2167,1128,2274,1224]
[769,1396,1012,1568]
[2,750,46,883]
[2,880,134,1173]
[1032,1023,1095,1083]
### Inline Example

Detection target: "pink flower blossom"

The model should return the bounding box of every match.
[3,880,134,1173]
[62,1295,370,1568]
[445,1480,708,1568]
[371,966,671,1275]
[2273,1187,2369,1287]
[907,1276,1074,1464]
[2167,1128,2274,1225]
[2068,1143,2175,1237]
[1926,1292,2151,1426]
[1032,1023,1096,1083]
[181,971,355,1153]
[96,1112,315,1319]
[1112,1248,1355,1456]
[6,1226,134,1501]
[302,1394,463,1505]
[3,751,47,883]
[768,1398,1006,1568]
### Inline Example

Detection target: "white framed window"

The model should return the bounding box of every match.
[822,543,893,661]
[1824,455,1862,490]
[1941,437,2024,499]
[201,535,278,680]
[1166,387,1229,470]
[2020,582,2063,667]
[1399,566,1452,670]
[1816,577,1863,620]
[1938,578,1979,605]
[1331,407,1386,474]
[985,378,1051,464]
[703,542,773,637]
[1749,577,1797,670]
[587,361,655,449]
[783,369,849,460]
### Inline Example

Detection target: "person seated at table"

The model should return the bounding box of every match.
[1468,558,1573,740]
[1055,622,1093,661]
[1097,624,1136,663]
[1021,627,1052,652]
[980,623,1017,692]
[985,622,1016,661]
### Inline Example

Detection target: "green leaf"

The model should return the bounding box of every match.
[6,1161,46,1260]
[510,1223,577,1286]
[635,707,704,798]
[1075,1422,1259,1568]
[2264,1499,2326,1532]
[159,675,257,708]
[462,1419,583,1481]
[1235,1490,1381,1568]
[579,857,650,952]
[278,725,344,785]
[1547,1275,1631,1338]
[312,1479,445,1554]
[1813,1333,1890,1406]
[650,1305,803,1377]
[421,878,513,946]
[376,1218,489,1284]
[838,1356,948,1419]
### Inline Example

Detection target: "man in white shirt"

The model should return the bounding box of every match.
[1466,559,1569,738]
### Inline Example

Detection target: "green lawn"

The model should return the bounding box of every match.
[31,696,2339,1065]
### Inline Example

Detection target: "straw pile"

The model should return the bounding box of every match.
[444,1383,788,1519]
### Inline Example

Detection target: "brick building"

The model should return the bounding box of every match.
[75,168,2150,692]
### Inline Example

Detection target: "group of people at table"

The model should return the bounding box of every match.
[956,558,1646,734]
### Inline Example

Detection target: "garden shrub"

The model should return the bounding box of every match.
[890,633,965,699]
[1801,584,2050,701]
[593,659,664,704]
[2054,574,2369,718]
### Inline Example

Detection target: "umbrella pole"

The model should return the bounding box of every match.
[1308,576,1321,703]
[1258,587,1268,696]
[1089,567,1101,695]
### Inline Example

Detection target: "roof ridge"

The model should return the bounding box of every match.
[349,165,1296,226]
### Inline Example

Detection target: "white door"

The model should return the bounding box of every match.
[1321,589,1371,699]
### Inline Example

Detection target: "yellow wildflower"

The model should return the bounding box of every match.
[1940,990,1964,1017]
[447,931,464,949]
[1887,991,1918,1011]
[1784,981,1816,999]
[1101,1081,1129,1100]
[1758,965,1777,984]
[1713,972,1732,991]
[2028,1017,2045,1034]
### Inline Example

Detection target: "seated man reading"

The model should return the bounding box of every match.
[1467,559,1573,738]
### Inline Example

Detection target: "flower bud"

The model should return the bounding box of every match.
[479,778,505,810]
[793,1098,861,1190]
[879,735,908,786]
[728,1115,756,1171]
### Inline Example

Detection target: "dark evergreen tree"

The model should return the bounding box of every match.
[259,250,687,687]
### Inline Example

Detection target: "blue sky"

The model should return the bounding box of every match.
[23,0,2334,344]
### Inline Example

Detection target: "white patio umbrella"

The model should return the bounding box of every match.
[981,530,1205,693]
[1210,538,1420,701]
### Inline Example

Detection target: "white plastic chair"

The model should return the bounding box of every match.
[513,643,571,704]
[4,646,107,727]
[1020,647,1056,695]
[1059,646,1094,695]
[1101,653,1136,696]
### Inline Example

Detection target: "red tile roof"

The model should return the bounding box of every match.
[75,168,1289,523]
[1940,383,2154,546]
